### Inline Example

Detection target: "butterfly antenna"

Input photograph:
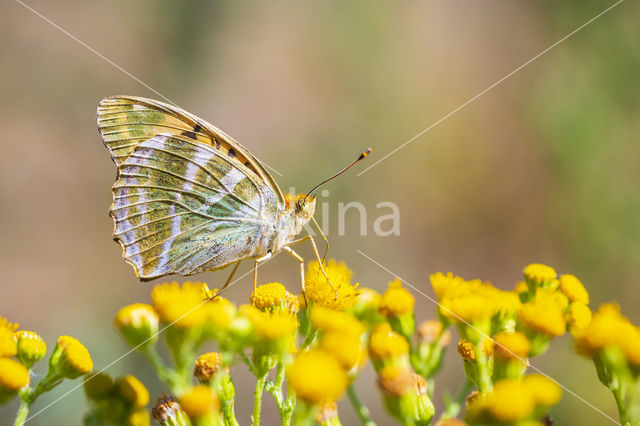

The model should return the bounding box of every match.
[306,148,372,197]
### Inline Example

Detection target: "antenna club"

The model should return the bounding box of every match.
[359,147,372,160]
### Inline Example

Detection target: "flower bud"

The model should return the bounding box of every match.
[179,385,220,425]
[83,372,115,401]
[48,335,93,380]
[194,352,224,384]
[114,303,160,348]
[0,358,29,403]
[14,330,47,368]
[118,375,150,408]
[152,394,190,426]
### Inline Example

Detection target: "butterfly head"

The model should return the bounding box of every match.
[285,193,317,222]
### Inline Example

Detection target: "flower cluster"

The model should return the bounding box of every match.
[0,315,93,426]
[7,259,640,425]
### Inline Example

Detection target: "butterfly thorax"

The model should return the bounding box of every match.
[268,195,316,253]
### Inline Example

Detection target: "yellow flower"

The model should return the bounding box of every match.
[14,330,47,368]
[309,305,366,337]
[0,357,29,392]
[114,303,159,348]
[319,331,364,371]
[533,288,569,310]
[305,260,360,310]
[118,375,149,407]
[514,281,528,294]
[523,263,557,286]
[559,274,589,304]
[369,323,409,360]
[287,349,348,404]
[522,374,561,406]
[379,279,414,317]
[493,331,530,360]
[457,338,494,362]
[84,372,115,400]
[127,409,150,426]
[574,303,640,365]
[250,282,298,314]
[253,311,298,341]
[194,352,224,384]
[353,287,381,311]
[518,300,566,337]
[179,385,219,418]
[203,298,236,331]
[0,327,17,358]
[377,365,414,396]
[566,302,592,335]
[483,378,535,423]
[430,272,470,300]
[50,335,93,378]
[151,282,207,328]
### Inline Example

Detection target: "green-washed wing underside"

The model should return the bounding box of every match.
[110,134,279,280]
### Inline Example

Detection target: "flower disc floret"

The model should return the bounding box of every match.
[379,279,414,317]
[287,349,348,404]
[305,260,360,310]
[559,274,589,304]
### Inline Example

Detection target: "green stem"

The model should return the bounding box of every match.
[612,386,630,426]
[301,329,317,352]
[143,347,184,393]
[474,342,493,394]
[440,379,473,420]
[240,352,257,375]
[13,398,30,426]
[347,385,376,426]
[253,373,268,426]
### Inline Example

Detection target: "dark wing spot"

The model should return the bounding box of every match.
[214,138,221,149]
[228,148,236,158]
[181,130,196,139]
[193,123,204,133]
[244,161,251,167]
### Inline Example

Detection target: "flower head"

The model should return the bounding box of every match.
[369,323,410,361]
[114,303,159,348]
[309,305,366,337]
[250,282,298,314]
[0,317,17,358]
[179,385,219,419]
[151,282,208,328]
[417,320,451,347]
[523,263,557,288]
[518,299,566,338]
[457,338,494,363]
[49,335,93,379]
[287,349,348,404]
[522,374,561,407]
[559,274,589,305]
[118,375,149,408]
[84,372,115,401]
[152,394,189,425]
[14,330,47,368]
[194,352,224,384]
[379,279,414,317]
[493,331,530,360]
[0,358,29,403]
[319,330,365,372]
[566,302,592,335]
[305,260,360,310]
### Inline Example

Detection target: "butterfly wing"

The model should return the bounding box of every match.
[97,96,284,280]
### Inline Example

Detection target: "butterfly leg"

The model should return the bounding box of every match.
[208,261,242,301]
[287,235,338,300]
[252,252,272,306]
[283,246,306,302]
[311,216,330,263]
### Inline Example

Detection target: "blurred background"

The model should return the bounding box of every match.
[1,0,639,424]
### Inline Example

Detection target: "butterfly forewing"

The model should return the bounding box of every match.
[98,96,284,280]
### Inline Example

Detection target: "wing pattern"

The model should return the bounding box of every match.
[97,96,284,280]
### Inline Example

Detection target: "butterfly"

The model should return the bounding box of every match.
[97,96,370,297]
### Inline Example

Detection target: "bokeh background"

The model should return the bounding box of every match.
[2,0,639,424]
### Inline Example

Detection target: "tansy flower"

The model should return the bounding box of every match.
[152,394,189,425]
[287,349,348,404]
[179,385,220,419]
[151,282,208,328]
[251,310,298,341]
[118,375,150,408]
[83,372,115,401]
[250,282,298,314]
[309,305,366,337]
[114,303,159,348]
[203,297,236,332]
[319,330,364,372]
[559,274,589,305]
[566,302,592,335]
[0,319,17,358]
[378,365,414,396]
[305,260,360,310]
[482,378,535,423]
[127,409,151,426]
[518,299,566,338]
[315,400,339,425]
[0,358,29,403]
[49,335,93,379]
[379,279,414,317]
[493,331,530,360]
[14,330,47,368]
[523,263,557,285]
[522,374,561,407]
[194,352,224,384]
[457,338,494,363]
[378,366,435,424]
[352,287,381,315]
[514,281,528,294]
[369,323,410,361]
[430,272,471,300]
